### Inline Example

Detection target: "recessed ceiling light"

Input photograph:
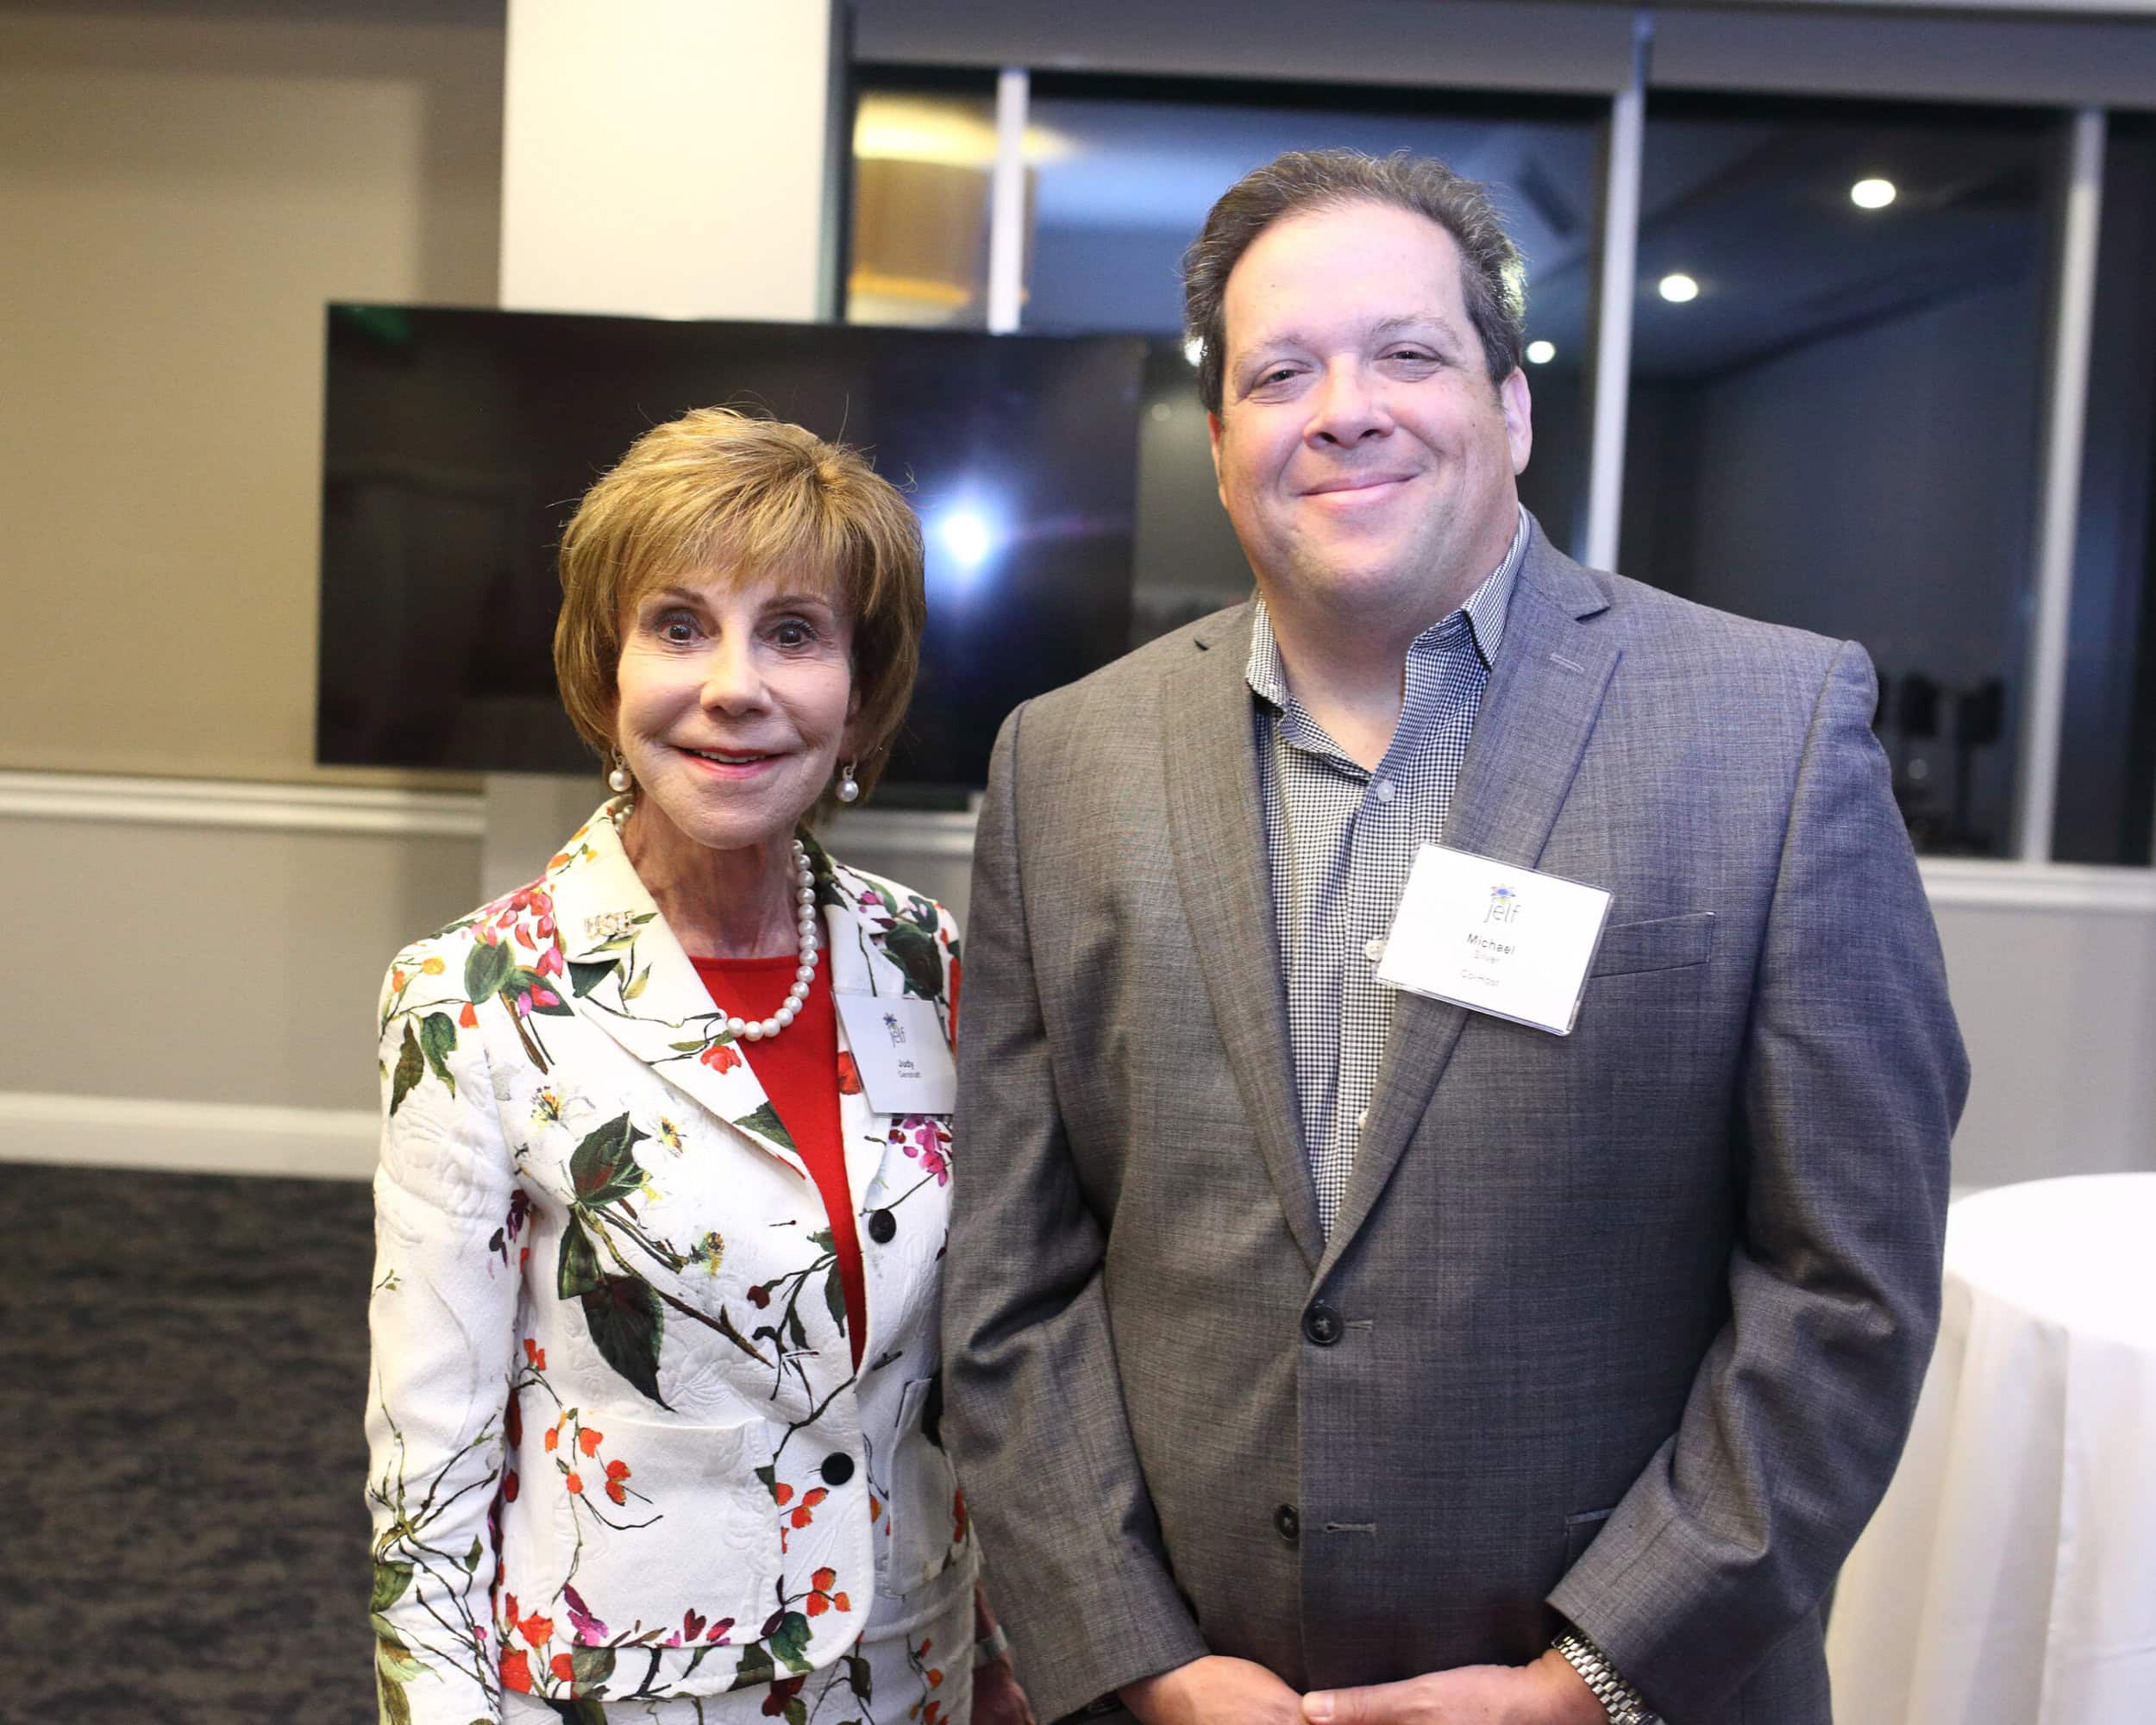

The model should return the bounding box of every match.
[1658,273,1700,304]
[1526,340,1557,365]
[1851,177,1897,210]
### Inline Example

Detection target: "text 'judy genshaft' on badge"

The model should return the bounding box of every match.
[1376,844,1614,1035]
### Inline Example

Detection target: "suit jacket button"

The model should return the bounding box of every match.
[1274,1503,1300,1546]
[1302,1302,1343,1346]
[867,1209,897,1244]
[821,1452,856,1486]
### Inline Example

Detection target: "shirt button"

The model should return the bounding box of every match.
[1364,938,1385,963]
[867,1210,897,1245]
[820,1452,856,1486]
[1355,1109,1369,1131]
[1274,1503,1300,1546]
[1374,779,1396,804]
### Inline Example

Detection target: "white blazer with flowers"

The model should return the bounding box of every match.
[366,800,975,1723]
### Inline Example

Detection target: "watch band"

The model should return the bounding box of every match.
[1552,1630,1655,1725]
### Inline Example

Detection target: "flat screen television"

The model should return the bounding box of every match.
[317,305,1150,799]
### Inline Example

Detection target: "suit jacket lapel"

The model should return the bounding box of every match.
[1320,531,1620,1272]
[545,801,811,1178]
[818,854,957,1201]
[1163,606,1326,1269]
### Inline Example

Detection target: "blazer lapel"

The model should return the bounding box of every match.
[543,801,806,1178]
[1320,532,1620,1271]
[1163,606,1326,1270]
[818,853,956,1201]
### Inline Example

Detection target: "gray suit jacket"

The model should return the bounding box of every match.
[943,524,1966,1725]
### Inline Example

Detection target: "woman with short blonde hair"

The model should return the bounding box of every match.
[366,407,1028,1725]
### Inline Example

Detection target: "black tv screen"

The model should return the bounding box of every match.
[317,305,1147,796]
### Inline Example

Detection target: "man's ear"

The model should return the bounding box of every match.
[1500,367,1533,476]
[1208,411,1226,505]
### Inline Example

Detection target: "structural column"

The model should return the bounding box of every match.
[485,0,841,896]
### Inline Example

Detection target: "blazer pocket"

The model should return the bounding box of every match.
[1589,912,1716,979]
[553,1414,780,1641]
[879,1375,964,1600]
[1562,1507,1617,1571]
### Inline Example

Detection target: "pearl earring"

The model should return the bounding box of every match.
[607,753,631,794]
[836,761,860,804]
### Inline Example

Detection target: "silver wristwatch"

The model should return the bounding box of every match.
[1552,1630,1655,1725]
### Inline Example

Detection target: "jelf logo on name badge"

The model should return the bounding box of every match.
[882,1011,907,1048]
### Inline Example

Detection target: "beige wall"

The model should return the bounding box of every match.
[0,806,479,1113]
[0,2,504,783]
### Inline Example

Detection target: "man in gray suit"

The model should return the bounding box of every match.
[943,150,1965,1725]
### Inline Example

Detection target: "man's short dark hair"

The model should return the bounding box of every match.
[1181,147,1527,416]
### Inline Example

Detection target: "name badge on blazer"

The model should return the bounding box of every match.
[1376,844,1614,1035]
[833,993,956,1113]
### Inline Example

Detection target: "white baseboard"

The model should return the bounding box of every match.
[0,1090,379,1181]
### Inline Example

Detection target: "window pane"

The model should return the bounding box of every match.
[2056,114,2156,867]
[847,74,1000,329]
[1021,79,1603,645]
[1620,97,2056,858]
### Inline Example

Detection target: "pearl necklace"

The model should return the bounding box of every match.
[724,839,819,1043]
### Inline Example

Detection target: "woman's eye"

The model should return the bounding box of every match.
[652,612,698,644]
[771,619,815,649]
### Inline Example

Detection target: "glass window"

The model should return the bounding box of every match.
[847,72,1001,329]
[1022,77,1603,644]
[1620,96,2057,857]
[2057,113,2156,867]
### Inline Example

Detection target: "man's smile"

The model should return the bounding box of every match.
[1302,470,1417,498]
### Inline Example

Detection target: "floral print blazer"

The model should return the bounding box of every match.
[367,800,974,1724]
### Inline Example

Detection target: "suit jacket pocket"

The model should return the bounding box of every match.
[1589,912,1715,978]
[1562,1507,1617,1571]
[551,1414,779,1643]
[879,1375,964,1599]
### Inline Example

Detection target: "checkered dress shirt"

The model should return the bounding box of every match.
[1248,508,1526,1236]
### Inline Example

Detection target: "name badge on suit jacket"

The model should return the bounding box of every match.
[834,993,956,1112]
[1376,843,1614,1035]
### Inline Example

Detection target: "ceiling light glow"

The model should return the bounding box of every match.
[1183,338,1204,367]
[1525,340,1557,365]
[937,507,993,570]
[1851,177,1897,210]
[853,96,1075,166]
[1658,273,1700,304]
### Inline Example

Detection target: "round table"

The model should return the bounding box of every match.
[1825,1173,2156,1725]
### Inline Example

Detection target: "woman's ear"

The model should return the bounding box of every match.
[839,681,866,756]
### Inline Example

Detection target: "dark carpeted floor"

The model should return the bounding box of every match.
[5,1161,379,1723]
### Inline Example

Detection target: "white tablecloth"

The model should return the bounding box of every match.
[1825,1174,2156,1725]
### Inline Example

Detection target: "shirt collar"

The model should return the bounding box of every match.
[1245,504,1528,711]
